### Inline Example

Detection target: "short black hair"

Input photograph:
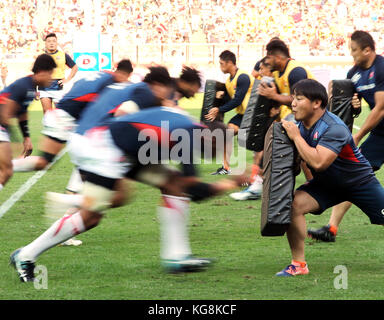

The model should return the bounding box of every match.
[116,59,133,74]
[179,66,201,87]
[292,79,328,109]
[351,30,375,51]
[219,50,236,65]
[45,33,57,41]
[143,66,173,86]
[259,56,272,69]
[266,39,290,58]
[32,54,57,73]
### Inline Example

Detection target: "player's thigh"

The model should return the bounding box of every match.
[360,133,384,171]
[227,114,242,135]
[41,109,76,143]
[347,178,384,225]
[39,135,65,155]
[292,190,321,216]
[40,97,53,113]
[296,179,346,215]
[0,141,12,170]
[69,132,129,179]
[126,163,179,189]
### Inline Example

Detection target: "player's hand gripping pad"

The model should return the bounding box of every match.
[261,122,298,236]
[238,79,277,152]
[200,80,226,123]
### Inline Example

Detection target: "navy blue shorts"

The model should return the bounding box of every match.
[228,113,243,127]
[360,133,384,171]
[297,177,384,225]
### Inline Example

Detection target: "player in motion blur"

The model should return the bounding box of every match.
[0,54,56,191]
[10,106,248,282]
[11,59,134,174]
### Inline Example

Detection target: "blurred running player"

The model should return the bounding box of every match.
[10,107,248,282]
[0,54,56,190]
[11,59,133,173]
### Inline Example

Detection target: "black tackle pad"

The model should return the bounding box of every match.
[261,122,297,236]
[327,79,356,132]
[238,79,278,152]
[200,80,226,123]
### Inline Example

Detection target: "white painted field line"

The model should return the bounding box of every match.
[0,147,68,218]
[353,124,361,130]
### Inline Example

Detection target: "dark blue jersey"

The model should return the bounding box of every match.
[76,82,157,135]
[0,75,37,114]
[299,110,375,186]
[347,55,384,135]
[57,71,115,120]
[106,107,205,177]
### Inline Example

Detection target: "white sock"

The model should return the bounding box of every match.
[19,212,85,262]
[66,168,84,193]
[53,193,84,207]
[158,195,192,260]
[12,156,40,172]
[248,175,263,193]
[0,184,3,191]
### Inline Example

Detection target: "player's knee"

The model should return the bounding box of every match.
[34,157,50,170]
[291,195,308,216]
[81,181,115,212]
[2,166,13,184]
[227,123,239,135]
[40,152,56,165]
[110,191,128,207]
[80,209,103,230]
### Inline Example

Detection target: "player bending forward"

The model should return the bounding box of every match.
[11,106,248,282]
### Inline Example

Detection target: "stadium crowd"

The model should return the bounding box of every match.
[1,0,384,58]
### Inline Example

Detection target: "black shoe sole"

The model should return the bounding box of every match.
[307,230,336,242]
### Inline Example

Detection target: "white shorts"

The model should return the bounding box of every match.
[0,125,10,142]
[39,89,66,103]
[68,131,131,180]
[41,108,77,142]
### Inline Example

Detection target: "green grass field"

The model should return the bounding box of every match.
[0,101,383,301]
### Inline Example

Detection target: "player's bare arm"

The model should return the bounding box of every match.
[257,82,293,106]
[59,64,78,86]
[353,91,384,146]
[282,119,338,171]
[17,112,33,157]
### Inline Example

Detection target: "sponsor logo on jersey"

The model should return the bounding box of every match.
[369,71,374,79]
[351,73,361,83]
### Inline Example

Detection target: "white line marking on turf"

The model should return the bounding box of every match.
[353,124,361,130]
[0,147,68,218]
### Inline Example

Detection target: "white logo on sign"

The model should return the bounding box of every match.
[101,54,110,68]
[76,55,97,69]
